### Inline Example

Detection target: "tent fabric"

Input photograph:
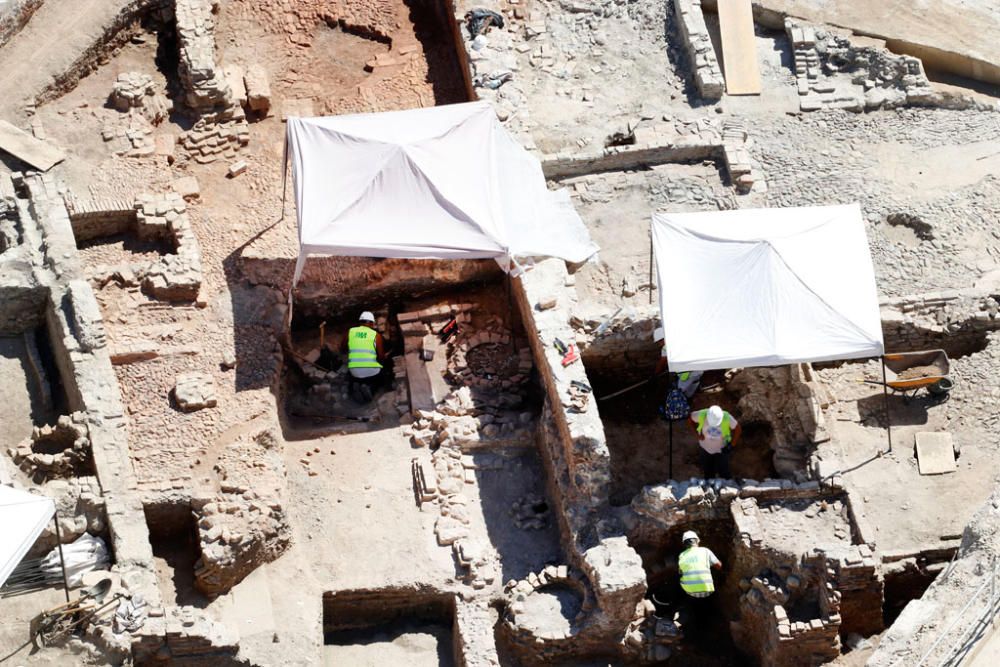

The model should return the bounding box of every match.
[651,203,884,372]
[286,101,597,283]
[0,485,55,588]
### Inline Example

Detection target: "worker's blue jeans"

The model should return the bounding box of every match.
[699,446,731,479]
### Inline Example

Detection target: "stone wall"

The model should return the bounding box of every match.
[880,288,1000,353]
[12,172,169,658]
[671,0,724,100]
[508,259,647,660]
[174,0,231,111]
[68,192,204,301]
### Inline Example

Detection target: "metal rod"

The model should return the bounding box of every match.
[51,512,70,603]
[597,371,670,401]
[667,356,673,479]
[648,230,654,305]
[669,419,674,480]
[881,356,892,453]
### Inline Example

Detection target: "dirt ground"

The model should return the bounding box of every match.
[815,358,997,555]
[323,621,455,667]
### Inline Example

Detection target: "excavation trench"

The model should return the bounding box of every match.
[323,590,457,667]
[283,275,539,432]
[582,348,779,505]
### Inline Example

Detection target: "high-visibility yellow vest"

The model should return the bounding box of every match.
[679,546,715,595]
[347,326,381,370]
[696,409,732,443]
[679,372,690,381]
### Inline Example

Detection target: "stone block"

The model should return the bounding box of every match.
[173,372,217,411]
[244,64,272,114]
[227,160,247,178]
[172,176,200,201]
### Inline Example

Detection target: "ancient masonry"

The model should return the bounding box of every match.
[672,0,724,99]
[66,192,203,302]
[786,19,935,112]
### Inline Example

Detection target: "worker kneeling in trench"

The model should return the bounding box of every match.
[340,310,390,403]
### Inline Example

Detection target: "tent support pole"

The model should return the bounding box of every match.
[648,230,654,305]
[52,511,70,602]
[279,136,289,222]
[881,356,892,453]
[506,271,515,353]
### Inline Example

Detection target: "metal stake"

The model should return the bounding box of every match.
[881,356,892,453]
[669,419,674,479]
[51,512,70,602]
[648,230,654,305]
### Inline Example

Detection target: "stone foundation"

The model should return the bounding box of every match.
[672,0,724,99]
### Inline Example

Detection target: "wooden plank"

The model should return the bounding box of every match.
[915,432,956,475]
[0,119,66,171]
[404,351,436,413]
[716,0,762,95]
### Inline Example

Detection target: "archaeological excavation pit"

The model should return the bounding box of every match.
[283,278,539,431]
[632,515,744,664]
[323,590,457,667]
[580,330,812,505]
[628,482,886,665]
[144,500,207,608]
[1,308,71,470]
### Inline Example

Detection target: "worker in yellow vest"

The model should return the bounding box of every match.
[678,530,722,599]
[340,311,385,403]
[688,404,741,478]
[677,529,722,640]
[653,327,702,398]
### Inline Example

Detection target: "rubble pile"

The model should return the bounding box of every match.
[192,427,291,596]
[9,412,93,481]
[408,386,536,450]
[417,437,501,589]
[621,598,682,664]
[786,18,949,112]
[108,72,169,123]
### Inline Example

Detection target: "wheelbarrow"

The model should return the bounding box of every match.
[864,349,952,402]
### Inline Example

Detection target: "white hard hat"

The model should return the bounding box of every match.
[706,405,724,427]
[359,311,375,323]
[682,530,699,543]
[653,327,665,343]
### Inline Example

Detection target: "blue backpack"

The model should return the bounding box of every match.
[662,386,690,421]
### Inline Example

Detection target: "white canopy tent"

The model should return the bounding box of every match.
[0,485,56,589]
[651,203,884,372]
[285,101,597,284]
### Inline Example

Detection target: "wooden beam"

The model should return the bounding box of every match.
[717,0,762,95]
